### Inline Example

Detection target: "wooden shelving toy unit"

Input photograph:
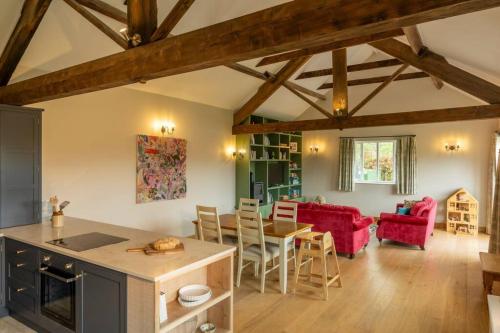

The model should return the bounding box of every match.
[235,115,304,218]
[446,188,479,236]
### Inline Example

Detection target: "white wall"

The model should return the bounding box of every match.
[34,87,235,236]
[298,78,497,226]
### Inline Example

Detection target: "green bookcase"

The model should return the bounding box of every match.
[235,115,304,218]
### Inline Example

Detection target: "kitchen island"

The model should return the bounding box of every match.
[0,217,236,333]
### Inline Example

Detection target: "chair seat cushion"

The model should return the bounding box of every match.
[243,243,280,261]
[380,213,428,225]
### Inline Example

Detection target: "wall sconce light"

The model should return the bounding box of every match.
[119,27,142,47]
[160,122,175,136]
[309,145,319,154]
[232,149,246,160]
[445,143,461,152]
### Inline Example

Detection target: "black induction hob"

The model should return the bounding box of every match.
[47,232,129,252]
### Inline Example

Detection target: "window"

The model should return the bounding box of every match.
[354,140,396,184]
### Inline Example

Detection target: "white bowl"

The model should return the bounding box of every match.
[178,284,212,302]
[177,291,212,307]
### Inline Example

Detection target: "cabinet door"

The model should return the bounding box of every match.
[0,108,41,228]
[77,262,126,333]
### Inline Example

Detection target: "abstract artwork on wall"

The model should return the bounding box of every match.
[136,135,187,203]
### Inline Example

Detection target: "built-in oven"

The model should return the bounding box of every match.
[39,252,81,331]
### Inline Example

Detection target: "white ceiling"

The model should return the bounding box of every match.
[1,1,499,120]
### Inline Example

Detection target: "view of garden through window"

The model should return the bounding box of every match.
[354,140,396,183]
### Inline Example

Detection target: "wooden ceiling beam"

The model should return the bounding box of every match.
[318,72,430,89]
[0,0,51,86]
[256,29,404,67]
[63,0,128,49]
[232,104,500,134]
[332,49,348,116]
[403,25,443,89]
[151,0,195,42]
[348,64,409,117]
[225,63,325,100]
[296,59,402,80]
[282,82,334,119]
[233,56,311,125]
[1,0,499,105]
[127,0,157,46]
[75,0,127,24]
[371,38,500,104]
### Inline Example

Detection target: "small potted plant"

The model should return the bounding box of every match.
[49,196,70,228]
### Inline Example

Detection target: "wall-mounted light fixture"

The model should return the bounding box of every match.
[445,143,461,152]
[153,120,176,136]
[232,149,246,160]
[309,145,319,154]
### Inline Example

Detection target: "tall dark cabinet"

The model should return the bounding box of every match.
[0,104,42,228]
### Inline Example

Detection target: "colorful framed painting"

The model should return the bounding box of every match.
[136,135,187,203]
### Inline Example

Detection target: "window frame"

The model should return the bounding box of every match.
[353,139,397,185]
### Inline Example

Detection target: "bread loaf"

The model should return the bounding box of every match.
[153,237,181,251]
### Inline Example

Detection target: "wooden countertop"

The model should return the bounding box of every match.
[0,217,235,282]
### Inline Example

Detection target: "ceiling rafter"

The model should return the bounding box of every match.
[371,38,500,104]
[282,81,334,119]
[75,0,127,24]
[256,29,404,67]
[127,0,157,46]
[63,0,128,50]
[348,64,409,117]
[318,72,429,89]
[225,63,325,101]
[151,0,195,42]
[232,105,500,134]
[1,0,499,106]
[332,49,348,116]
[296,59,402,80]
[233,56,311,125]
[0,0,52,86]
[403,25,443,89]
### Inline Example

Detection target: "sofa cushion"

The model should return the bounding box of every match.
[404,200,419,209]
[397,207,411,215]
[297,202,313,210]
[380,213,428,225]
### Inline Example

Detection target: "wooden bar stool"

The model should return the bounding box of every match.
[293,231,342,300]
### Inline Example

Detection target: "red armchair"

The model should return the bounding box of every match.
[376,197,437,250]
[272,202,373,259]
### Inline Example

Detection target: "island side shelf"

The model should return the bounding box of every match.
[127,252,234,333]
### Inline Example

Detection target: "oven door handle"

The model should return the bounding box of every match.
[39,267,82,283]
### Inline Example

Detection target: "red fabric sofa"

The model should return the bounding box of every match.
[271,202,373,259]
[376,197,437,250]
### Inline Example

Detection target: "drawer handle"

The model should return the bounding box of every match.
[16,287,27,293]
[16,263,26,268]
[16,250,27,255]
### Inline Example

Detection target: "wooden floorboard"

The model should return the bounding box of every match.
[234,230,492,333]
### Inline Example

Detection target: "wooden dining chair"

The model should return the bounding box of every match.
[196,205,223,244]
[239,198,260,213]
[273,201,298,266]
[235,209,280,293]
[293,231,342,300]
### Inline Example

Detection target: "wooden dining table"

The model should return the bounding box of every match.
[193,214,313,294]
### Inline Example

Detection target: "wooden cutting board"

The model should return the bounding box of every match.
[127,242,184,255]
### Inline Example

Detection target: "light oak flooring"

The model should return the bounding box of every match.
[0,230,493,332]
[0,317,33,333]
[234,230,493,333]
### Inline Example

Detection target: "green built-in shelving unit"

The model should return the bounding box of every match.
[235,115,303,218]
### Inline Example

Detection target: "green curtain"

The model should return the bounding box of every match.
[338,137,355,192]
[489,149,500,254]
[397,136,417,195]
